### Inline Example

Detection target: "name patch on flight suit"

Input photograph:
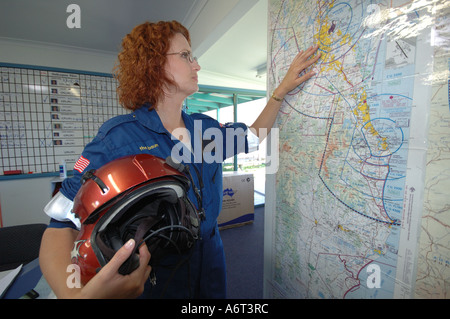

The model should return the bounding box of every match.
[139,144,159,152]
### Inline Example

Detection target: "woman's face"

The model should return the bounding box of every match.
[164,33,201,98]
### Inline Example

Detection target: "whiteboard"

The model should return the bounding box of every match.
[0,63,127,177]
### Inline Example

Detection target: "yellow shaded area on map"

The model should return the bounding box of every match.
[313,2,389,152]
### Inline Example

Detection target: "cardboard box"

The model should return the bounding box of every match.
[218,171,254,229]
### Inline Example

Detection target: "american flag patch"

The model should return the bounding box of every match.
[74,156,90,173]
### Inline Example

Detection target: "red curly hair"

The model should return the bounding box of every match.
[113,20,191,110]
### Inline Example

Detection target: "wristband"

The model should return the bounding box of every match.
[271,93,283,102]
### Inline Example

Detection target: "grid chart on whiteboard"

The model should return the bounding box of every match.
[0,65,128,175]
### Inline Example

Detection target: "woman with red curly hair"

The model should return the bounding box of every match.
[114,21,194,111]
[40,20,320,299]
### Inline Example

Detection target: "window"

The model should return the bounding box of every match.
[185,85,267,206]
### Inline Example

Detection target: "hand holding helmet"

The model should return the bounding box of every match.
[76,239,151,299]
[71,154,201,286]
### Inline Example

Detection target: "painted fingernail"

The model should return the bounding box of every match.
[125,239,135,249]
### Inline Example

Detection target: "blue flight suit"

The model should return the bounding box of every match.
[49,104,252,298]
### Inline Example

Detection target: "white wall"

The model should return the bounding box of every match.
[0,38,117,227]
[0,38,117,74]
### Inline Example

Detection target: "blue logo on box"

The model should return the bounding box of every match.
[223,188,235,197]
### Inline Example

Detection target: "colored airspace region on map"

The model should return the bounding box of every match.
[266,0,440,299]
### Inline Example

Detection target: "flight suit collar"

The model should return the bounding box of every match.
[133,104,168,134]
[134,104,195,135]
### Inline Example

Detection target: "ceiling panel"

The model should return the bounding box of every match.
[0,0,267,90]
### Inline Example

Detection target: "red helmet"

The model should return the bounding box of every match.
[70,154,201,285]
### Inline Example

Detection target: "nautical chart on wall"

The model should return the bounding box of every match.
[265,0,450,299]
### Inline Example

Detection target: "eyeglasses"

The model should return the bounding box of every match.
[166,50,198,64]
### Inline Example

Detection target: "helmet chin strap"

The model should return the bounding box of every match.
[118,215,161,280]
